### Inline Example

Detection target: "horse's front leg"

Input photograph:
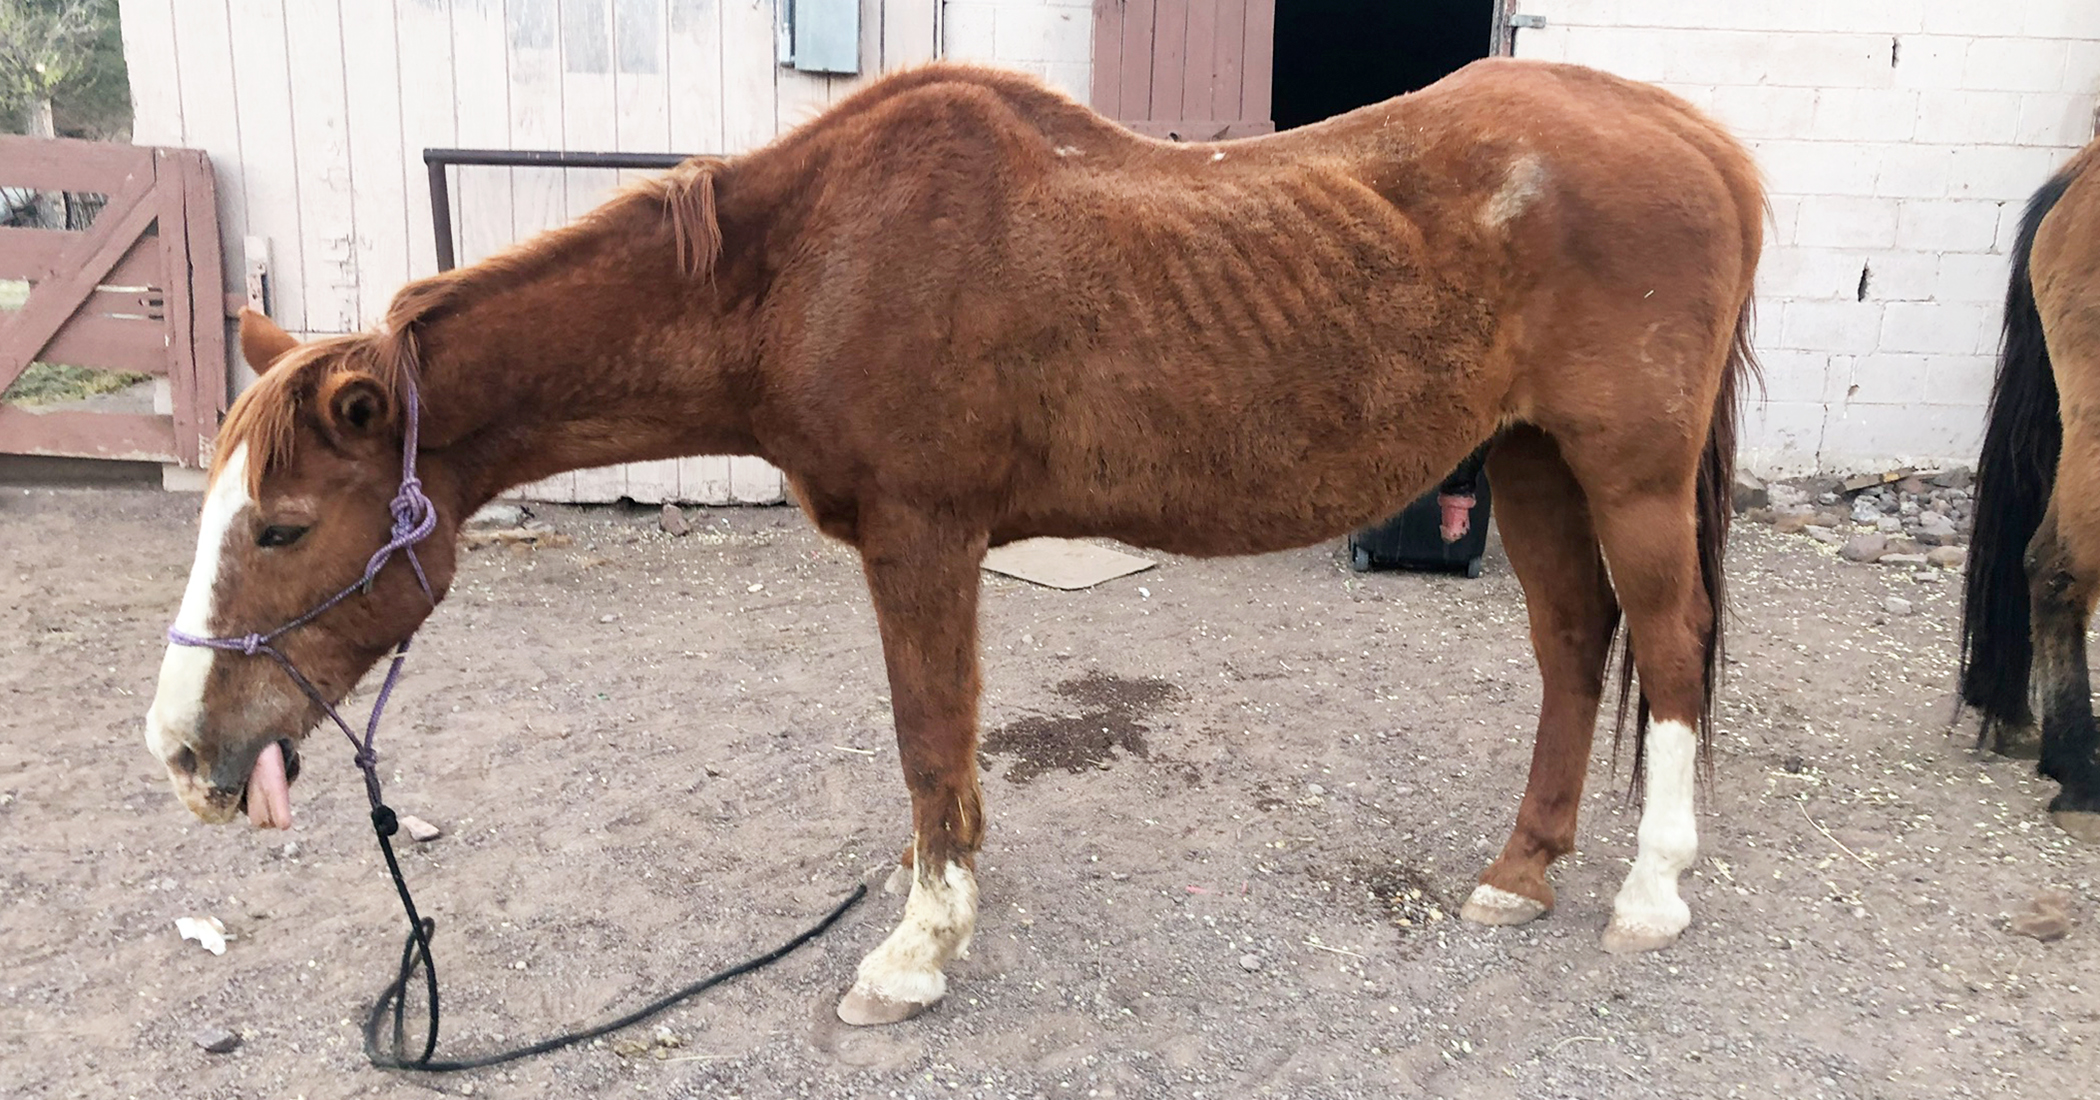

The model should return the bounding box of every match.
[837,511,989,1025]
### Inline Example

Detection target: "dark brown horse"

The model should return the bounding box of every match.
[1962,136,2100,843]
[144,60,1762,1025]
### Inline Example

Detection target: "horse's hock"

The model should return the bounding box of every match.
[0,135,227,474]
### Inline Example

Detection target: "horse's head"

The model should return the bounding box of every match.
[146,311,463,828]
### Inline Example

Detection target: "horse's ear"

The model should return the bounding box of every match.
[315,372,394,444]
[238,309,300,373]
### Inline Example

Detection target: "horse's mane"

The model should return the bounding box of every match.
[211,159,725,494]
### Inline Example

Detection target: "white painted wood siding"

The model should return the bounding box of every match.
[119,0,941,504]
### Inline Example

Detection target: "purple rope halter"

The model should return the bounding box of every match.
[166,370,437,806]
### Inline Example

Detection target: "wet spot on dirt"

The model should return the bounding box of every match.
[984,670,1183,784]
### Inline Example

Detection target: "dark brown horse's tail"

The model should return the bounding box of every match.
[1614,301,1758,779]
[1960,165,2080,739]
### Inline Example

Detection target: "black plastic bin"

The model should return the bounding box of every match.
[1348,447,1492,578]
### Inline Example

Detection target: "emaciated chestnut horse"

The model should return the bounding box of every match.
[1962,135,2100,843]
[145,60,1761,1025]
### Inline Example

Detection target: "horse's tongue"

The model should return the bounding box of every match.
[248,741,293,829]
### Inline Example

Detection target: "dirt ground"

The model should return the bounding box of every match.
[3,485,2096,1100]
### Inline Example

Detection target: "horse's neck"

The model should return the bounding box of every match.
[413,220,760,507]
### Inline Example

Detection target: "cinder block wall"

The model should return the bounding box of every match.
[942,0,1093,100]
[1514,1,2100,474]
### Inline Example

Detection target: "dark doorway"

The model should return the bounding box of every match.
[1271,0,1497,131]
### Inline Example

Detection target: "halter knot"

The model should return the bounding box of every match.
[236,633,266,656]
[390,477,436,543]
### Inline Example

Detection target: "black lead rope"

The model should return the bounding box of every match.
[160,365,867,1072]
[359,803,868,1072]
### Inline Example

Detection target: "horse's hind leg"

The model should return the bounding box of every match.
[836,508,989,1025]
[1575,465,1713,954]
[1461,428,1619,926]
[2027,443,2100,843]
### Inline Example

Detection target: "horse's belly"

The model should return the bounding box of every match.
[1021,442,1452,558]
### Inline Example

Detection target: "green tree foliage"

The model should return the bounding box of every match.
[0,0,129,140]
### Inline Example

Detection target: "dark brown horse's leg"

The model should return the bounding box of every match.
[1584,482,1713,954]
[1461,429,1618,927]
[837,510,989,1025]
[2026,486,2100,843]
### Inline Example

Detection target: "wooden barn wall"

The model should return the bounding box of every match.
[119,0,941,504]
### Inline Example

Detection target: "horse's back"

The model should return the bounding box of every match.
[754,60,1762,554]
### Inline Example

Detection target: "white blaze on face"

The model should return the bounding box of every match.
[1608,718,1700,941]
[145,444,252,763]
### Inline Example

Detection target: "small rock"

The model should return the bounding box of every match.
[1807,526,1846,546]
[1897,476,1930,495]
[1773,513,1818,535]
[1883,596,1914,616]
[397,814,443,842]
[1932,467,1974,490]
[612,1037,653,1058]
[653,1025,683,1049]
[659,503,691,537]
[1783,755,1805,774]
[1307,783,1326,796]
[1851,499,1882,524]
[1816,491,1841,506]
[2009,891,2074,942]
[600,613,618,623]
[1239,953,1263,972]
[1879,553,1929,568]
[466,502,526,528]
[1732,470,1769,512]
[194,1028,241,1054]
[1927,546,1968,569]
[1875,516,1903,534]
[1840,534,1888,562]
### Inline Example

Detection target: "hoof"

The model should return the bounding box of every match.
[2050,810,2100,845]
[1981,721,2042,760]
[882,862,912,895]
[836,985,934,1027]
[1600,921,1682,955]
[1460,883,1548,927]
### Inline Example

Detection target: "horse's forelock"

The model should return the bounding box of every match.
[212,334,406,497]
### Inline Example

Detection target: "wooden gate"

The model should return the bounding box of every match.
[0,136,226,467]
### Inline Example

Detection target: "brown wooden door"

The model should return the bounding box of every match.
[1092,0,1277,140]
[0,137,226,467]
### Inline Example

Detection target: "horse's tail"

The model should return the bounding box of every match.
[1960,166,2080,739]
[1614,299,1758,778]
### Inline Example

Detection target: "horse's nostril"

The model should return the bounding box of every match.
[173,744,198,776]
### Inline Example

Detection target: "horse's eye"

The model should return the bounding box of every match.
[257,524,309,549]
